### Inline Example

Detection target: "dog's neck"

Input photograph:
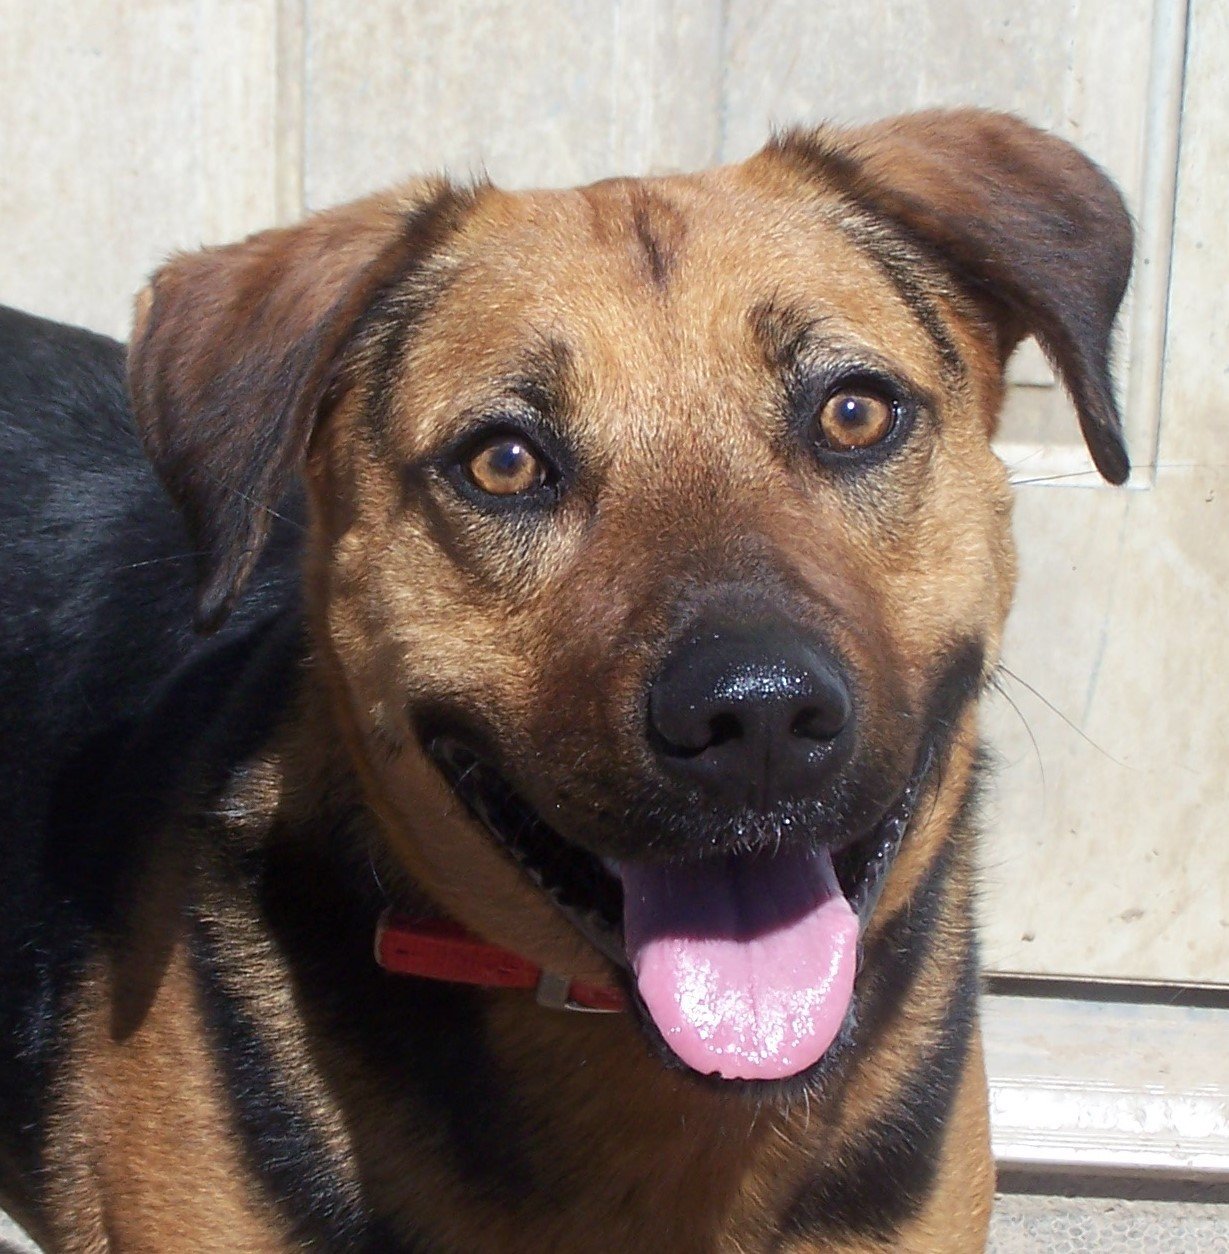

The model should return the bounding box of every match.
[237,681,798,1248]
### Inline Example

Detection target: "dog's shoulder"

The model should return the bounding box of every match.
[0,304,306,789]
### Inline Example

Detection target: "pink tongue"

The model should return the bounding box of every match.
[620,846,858,1081]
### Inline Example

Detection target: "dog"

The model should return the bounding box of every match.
[0,108,1131,1252]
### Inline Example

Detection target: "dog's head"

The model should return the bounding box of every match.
[129,110,1131,1087]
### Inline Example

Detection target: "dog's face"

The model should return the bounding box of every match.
[129,110,1132,1087]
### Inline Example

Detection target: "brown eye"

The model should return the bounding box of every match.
[466,434,549,496]
[817,390,897,452]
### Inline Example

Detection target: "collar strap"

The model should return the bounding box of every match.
[374,910,626,1013]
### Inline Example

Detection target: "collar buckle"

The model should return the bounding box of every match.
[534,969,624,1014]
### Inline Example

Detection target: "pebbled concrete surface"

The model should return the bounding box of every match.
[7,1194,1229,1250]
[990,1194,1229,1252]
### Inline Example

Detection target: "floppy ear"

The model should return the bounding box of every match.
[768,109,1134,484]
[128,180,472,632]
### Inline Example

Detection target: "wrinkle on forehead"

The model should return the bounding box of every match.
[579,178,688,292]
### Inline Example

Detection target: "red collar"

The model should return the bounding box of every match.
[374,911,626,1013]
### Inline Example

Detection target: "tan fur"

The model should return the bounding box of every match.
[45,952,291,1254]
[20,109,1134,1250]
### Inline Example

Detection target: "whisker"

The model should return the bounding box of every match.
[111,551,204,572]
[996,664,1128,769]
[988,674,1046,807]
[1009,459,1229,487]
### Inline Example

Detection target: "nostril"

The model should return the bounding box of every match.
[651,708,743,759]
[707,711,741,748]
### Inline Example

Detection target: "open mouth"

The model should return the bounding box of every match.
[428,736,929,1083]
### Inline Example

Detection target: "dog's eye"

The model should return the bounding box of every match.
[816,390,898,452]
[465,434,550,497]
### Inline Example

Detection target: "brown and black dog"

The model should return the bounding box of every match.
[0,109,1131,1252]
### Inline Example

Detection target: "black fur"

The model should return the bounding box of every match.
[852,834,957,1062]
[352,186,480,453]
[0,306,301,1188]
[831,213,969,385]
[256,825,540,1211]
[191,916,436,1254]
[777,939,979,1242]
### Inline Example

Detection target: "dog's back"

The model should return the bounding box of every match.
[0,307,195,800]
[0,307,301,1195]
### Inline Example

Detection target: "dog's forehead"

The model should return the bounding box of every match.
[385,166,955,453]
[465,168,945,352]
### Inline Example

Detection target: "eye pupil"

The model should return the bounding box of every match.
[491,442,527,474]
[466,433,549,496]
[817,389,896,452]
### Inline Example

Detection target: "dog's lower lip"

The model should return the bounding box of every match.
[834,751,931,925]
[425,734,932,963]
[428,736,629,968]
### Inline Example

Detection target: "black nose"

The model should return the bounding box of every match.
[647,620,854,807]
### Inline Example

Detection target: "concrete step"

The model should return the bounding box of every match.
[991,1193,1229,1252]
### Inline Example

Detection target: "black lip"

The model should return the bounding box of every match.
[834,750,930,925]
[429,738,628,969]
[426,735,933,973]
